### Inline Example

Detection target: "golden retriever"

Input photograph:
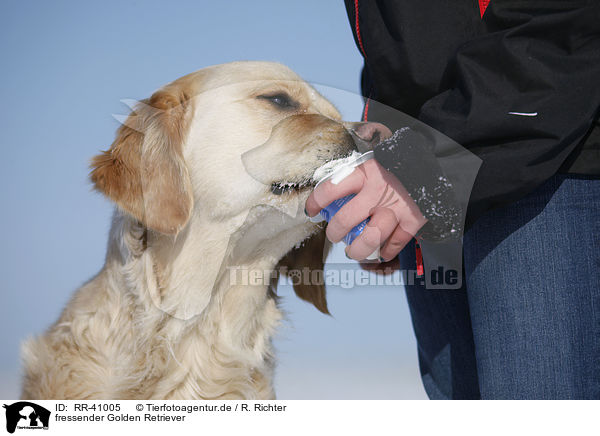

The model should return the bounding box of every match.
[20,61,386,399]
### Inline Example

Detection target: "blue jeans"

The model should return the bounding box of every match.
[400,174,600,399]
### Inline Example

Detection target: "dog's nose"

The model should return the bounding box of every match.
[347,122,393,152]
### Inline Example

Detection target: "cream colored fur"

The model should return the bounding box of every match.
[21,62,358,399]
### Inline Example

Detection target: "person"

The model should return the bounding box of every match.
[305,0,600,399]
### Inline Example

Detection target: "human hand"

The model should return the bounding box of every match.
[305,158,427,262]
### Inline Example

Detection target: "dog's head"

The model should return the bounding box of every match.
[90,61,386,314]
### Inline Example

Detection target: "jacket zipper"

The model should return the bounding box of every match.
[355,0,423,275]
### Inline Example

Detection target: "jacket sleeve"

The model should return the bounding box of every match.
[417,1,600,226]
[373,126,471,242]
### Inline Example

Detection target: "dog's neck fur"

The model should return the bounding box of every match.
[100,207,309,399]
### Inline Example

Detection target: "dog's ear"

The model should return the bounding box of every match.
[276,227,331,314]
[90,85,194,234]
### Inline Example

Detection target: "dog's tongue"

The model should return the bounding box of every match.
[312,151,363,183]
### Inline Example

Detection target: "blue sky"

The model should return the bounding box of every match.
[0,0,425,399]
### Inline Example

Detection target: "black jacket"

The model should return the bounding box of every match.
[344,0,600,230]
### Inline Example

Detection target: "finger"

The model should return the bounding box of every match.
[379,224,414,262]
[346,207,398,260]
[324,189,374,243]
[304,168,365,217]
[397,206,428,237]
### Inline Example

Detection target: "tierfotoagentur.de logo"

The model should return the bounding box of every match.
[3,402,50,434]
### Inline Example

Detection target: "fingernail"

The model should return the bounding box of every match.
[366,248,380,261]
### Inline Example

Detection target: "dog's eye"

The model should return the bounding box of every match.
[257,93,298,110]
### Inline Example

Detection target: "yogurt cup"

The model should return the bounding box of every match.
[312,151,379,260]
